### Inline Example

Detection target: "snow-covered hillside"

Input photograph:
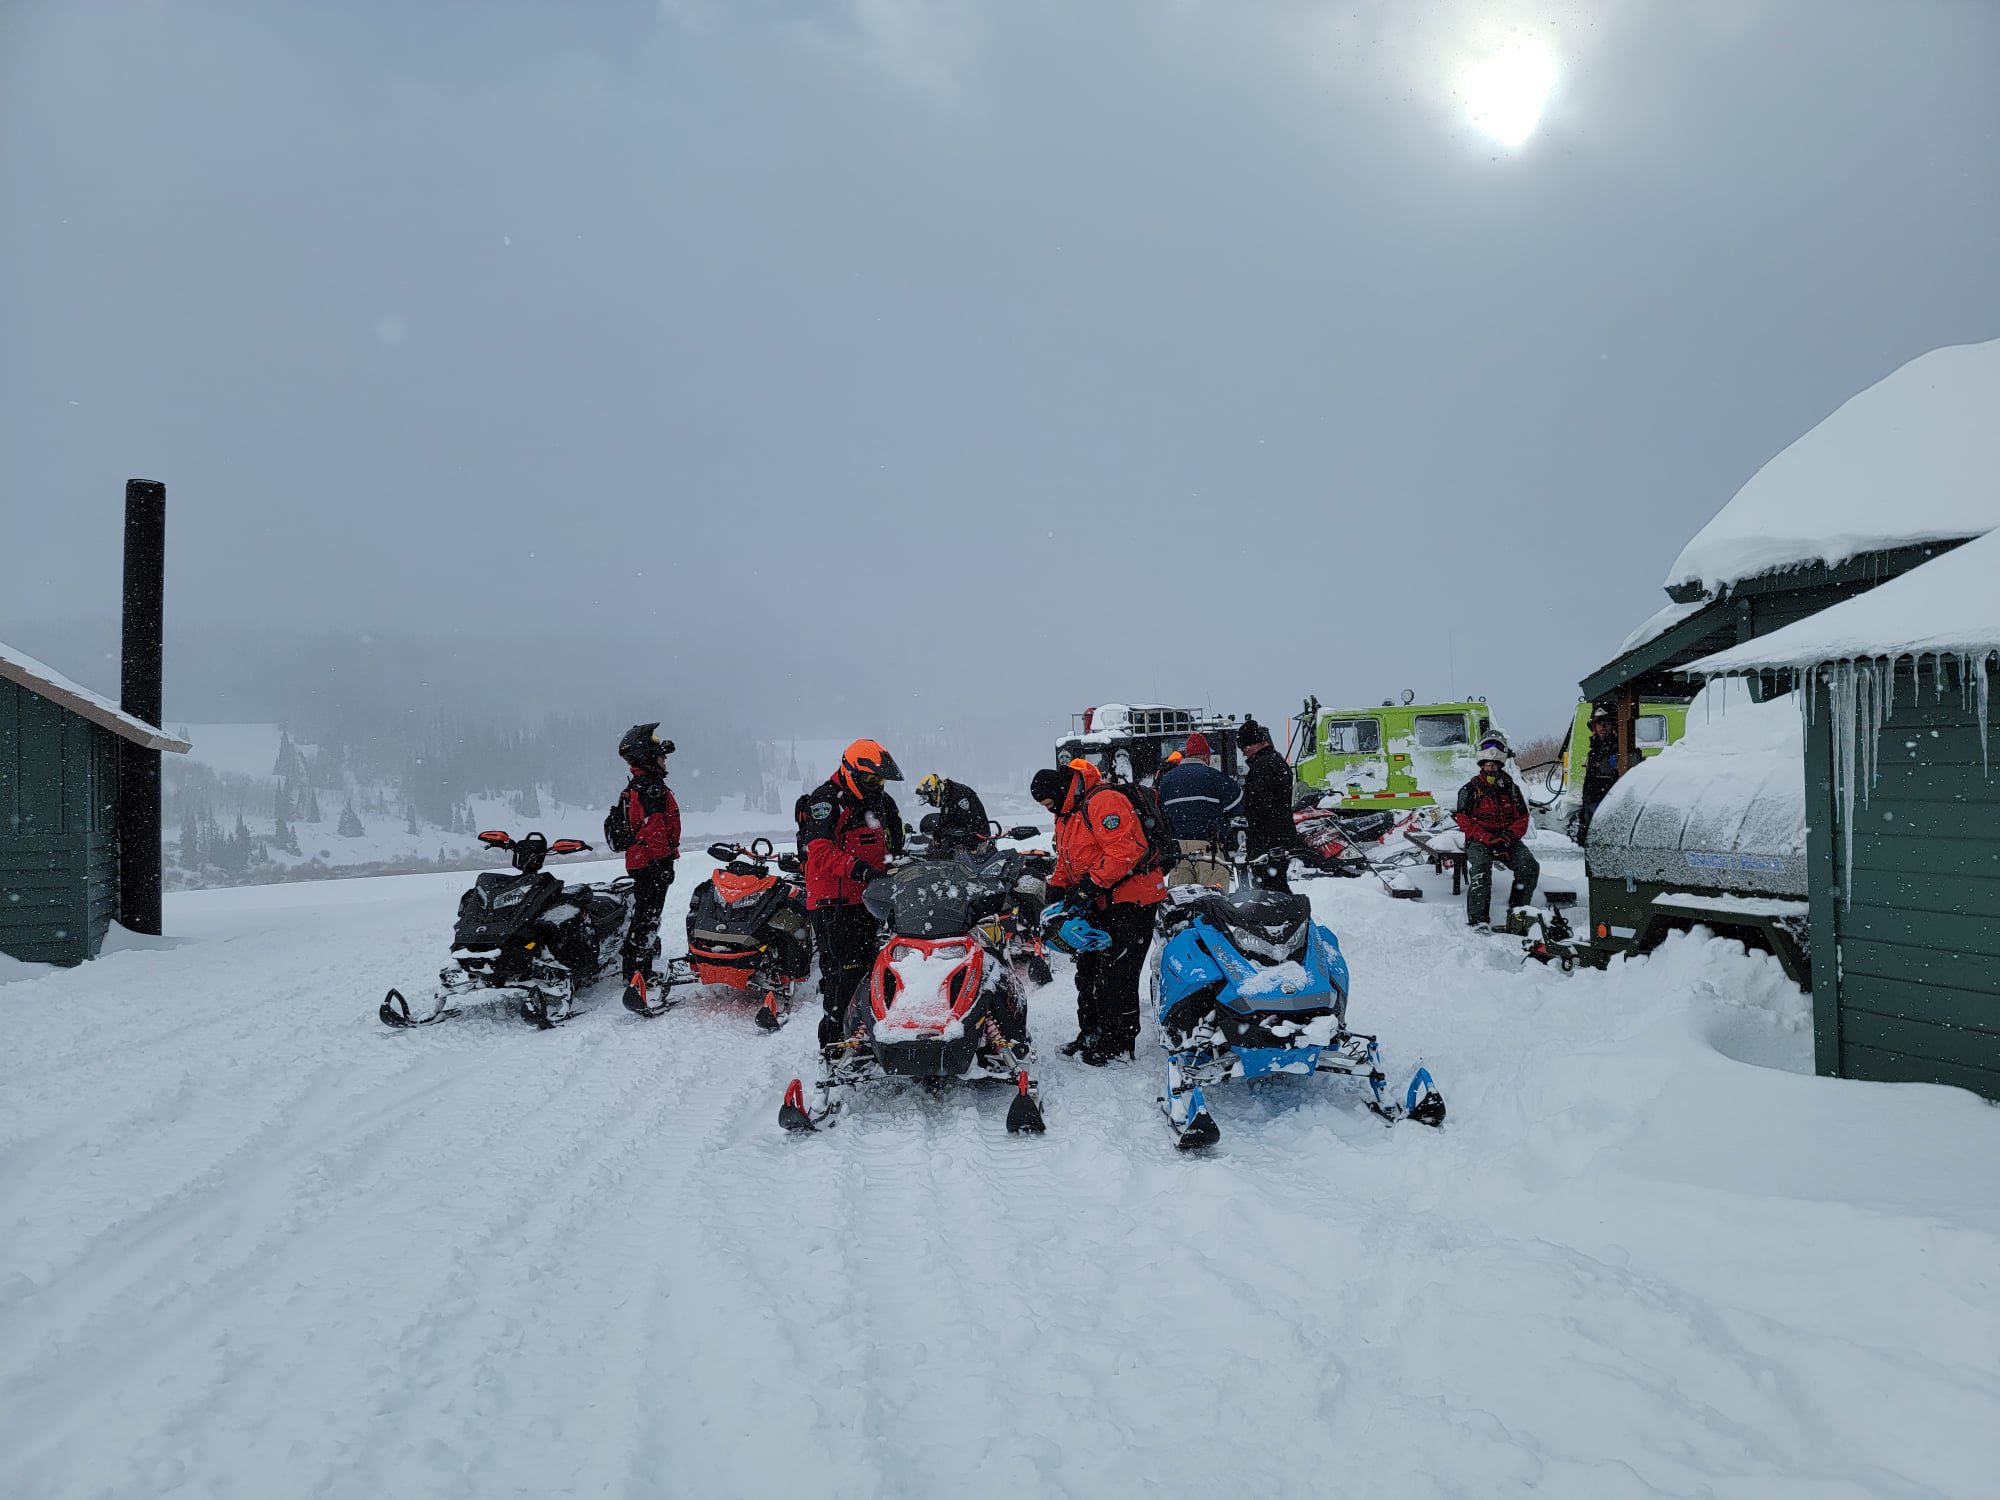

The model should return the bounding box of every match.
[4,855,1995,1498]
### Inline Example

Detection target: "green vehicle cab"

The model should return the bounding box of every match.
[1290,696,1499,811]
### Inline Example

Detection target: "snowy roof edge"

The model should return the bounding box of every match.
[1681,530,2000,677]
[0,642,192,753]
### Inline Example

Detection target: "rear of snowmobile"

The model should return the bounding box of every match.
[624,838,813,1028]
[379,831,633,1030]
[1151,884,1444,1149]
[781,845,1048,1136]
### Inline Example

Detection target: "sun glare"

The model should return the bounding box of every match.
[1462,36,1557,149]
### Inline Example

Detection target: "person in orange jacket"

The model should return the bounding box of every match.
[1031,759,1165,1065]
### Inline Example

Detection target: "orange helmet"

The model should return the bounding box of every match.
[837,738,903,799]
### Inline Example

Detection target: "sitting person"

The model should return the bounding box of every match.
[1454,736,1539,929]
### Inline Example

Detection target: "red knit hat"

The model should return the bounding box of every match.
[1183,732,1212,759]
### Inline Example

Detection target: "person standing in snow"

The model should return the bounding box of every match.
[914,773,991,856]
[1575,703,1621,845]
[800,739,905,1050]
[1238,717,1299,892]
[615,724,682,983]
[1455,736,1539,929]
[1155,732,1243,888]
[1033,760,1165,1065]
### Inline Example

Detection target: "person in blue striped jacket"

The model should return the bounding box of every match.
[1154,733,1243,888]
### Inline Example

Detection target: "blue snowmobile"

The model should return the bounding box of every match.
[1151,882,1445,1149]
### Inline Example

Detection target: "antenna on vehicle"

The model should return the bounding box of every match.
[1401,688,1416,705]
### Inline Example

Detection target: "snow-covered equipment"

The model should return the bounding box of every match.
[1291,694,1501,812]
[379,830,632,1029]
[780,844,1048,1136]
[1504,888,1584,972]
[1290,801,1395,878]
[1582,687,1811,986]
[1056,703,1245,784]
[624,838,812,1028]
[1151,884,1444,1149]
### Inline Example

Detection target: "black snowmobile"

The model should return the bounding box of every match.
[780,842,1049,1136]
[623,838,814,1029]
[379,830,633,1030]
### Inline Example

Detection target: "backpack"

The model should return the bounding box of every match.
[603,787,638,853]
[1088,781,1178,876]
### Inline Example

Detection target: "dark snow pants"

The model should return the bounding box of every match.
[815,903,880,1045]
[1072,902,1157,1052]
[1465,840,1539,925]
[620,860,675,977]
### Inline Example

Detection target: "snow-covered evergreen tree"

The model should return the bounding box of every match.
[338,800,365,838]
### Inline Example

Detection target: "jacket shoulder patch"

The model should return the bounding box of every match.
[810,801,833,821]
[1101,813,1121,830]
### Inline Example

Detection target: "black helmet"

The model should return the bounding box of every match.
[619,722,675,767]
[1589,703,1613,724]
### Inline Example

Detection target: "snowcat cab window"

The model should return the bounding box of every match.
[1413,714,1471,749]
[1636,713,1669,746]
[1321,718,1381,755]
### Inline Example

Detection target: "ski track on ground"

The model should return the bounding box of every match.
[3,851,1997,1499]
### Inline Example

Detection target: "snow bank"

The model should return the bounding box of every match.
[1587,685,1806,895]
[1668,336,2000,595]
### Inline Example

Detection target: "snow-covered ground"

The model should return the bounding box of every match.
[4,848,1996,1499]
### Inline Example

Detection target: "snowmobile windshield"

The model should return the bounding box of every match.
[869,848,1024,937]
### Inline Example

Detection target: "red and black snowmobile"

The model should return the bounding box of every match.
[1291,801,1400,877]
[780,843,1047,1135]
[624,838,813,1029]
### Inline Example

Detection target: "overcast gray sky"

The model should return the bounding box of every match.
[4,0,1997,758]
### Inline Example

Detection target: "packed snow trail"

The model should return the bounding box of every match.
[4,850,1997,1498]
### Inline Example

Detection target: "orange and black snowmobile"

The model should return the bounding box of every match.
[624,838,813,1030]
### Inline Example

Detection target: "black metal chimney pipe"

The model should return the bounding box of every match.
[118,479,167,936]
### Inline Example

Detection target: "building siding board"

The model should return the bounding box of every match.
[1804,695,1842,1077]
[1844,1010,2000,1065]
[0,680,19,832]
[1845,869,2000,917]
[1839,937,2000,998]
[1838,974,1999,1034]
[15,691,66,834]
[1850,841,2000,879]
[1840,1041,2000,1097]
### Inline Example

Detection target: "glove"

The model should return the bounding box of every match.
[1073,877,1111,909]
[851,858,880,886]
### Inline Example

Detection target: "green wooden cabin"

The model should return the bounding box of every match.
[1,645,190,966]
[1688,532,2000,1101]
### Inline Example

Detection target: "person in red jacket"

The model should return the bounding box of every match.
[616,723,683,980]
[800,738,905,1049]
[1032,759,1165,1065]
[1454,735,1539,929]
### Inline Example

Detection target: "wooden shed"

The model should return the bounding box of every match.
[2,478,186,968]
[1691,530,2000,1102]
[0,646,190,965]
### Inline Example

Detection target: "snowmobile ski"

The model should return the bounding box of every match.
[379,987,458,1028]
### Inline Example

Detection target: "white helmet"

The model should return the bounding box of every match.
[1475,733,1510,766]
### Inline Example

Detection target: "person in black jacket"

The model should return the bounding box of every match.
[915,774,989,855]
[1238,717,1298,892]
[1574,704,1621,845]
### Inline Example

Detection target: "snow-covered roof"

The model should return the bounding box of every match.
[1619,599,1707,654]
[1688,528,2000,675]
[0,642,191,752]
[1667,337,2000,596]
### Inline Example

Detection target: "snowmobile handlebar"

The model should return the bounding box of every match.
[474,830,592,875]
[705,838,804,877]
